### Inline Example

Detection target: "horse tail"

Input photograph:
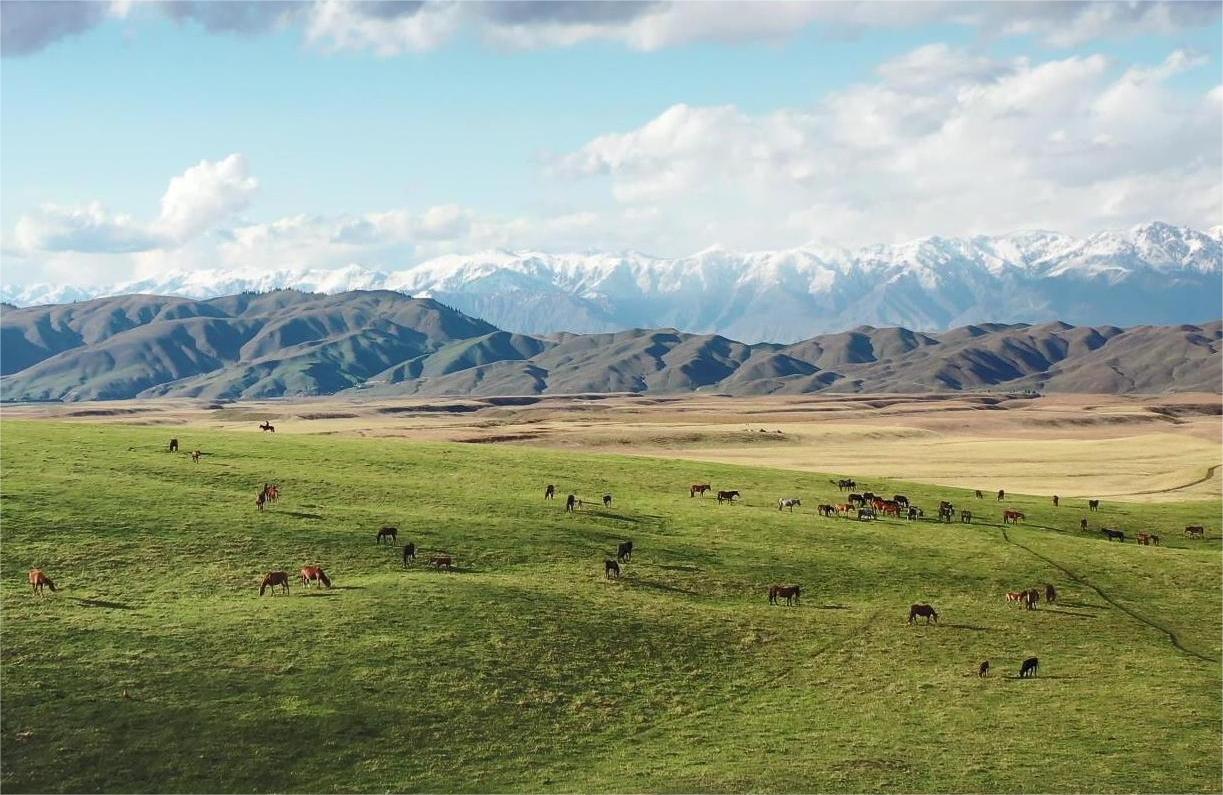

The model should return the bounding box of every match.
[260,581,268,596]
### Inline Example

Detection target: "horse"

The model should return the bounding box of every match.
[938,500,954,513]
[605,559,620,580]
[768,585,801,606]
[617,541,633,562]
[260,421,275,433]
[690,484,711,497]
[259,571,290,596]
[996,489,1005,501]
[975,490,984,499]
[817,504,837,517]
[256,488,269,511]
[960,510,973,523]
[907,507,921,521]
[893,495,909,508]
[545,484,556,500]
[938,505,955,523]
[266,484,280,502]
[565,494,577,513]
[28,569,57,595]
[190,450,202,463]
[831,478,856,492]
[1080,518,1089,531]
[169,438,179,453]
[1006,591,1025,603]
[1137,532,1150,546]
[1052,495,1059,508]
[430,556,453,570]
[603,494,612,507]
[978,660,990,678]
[1088,499,1100,511]
[1024,589,1040,610]
[848,493,865,507]
[908,604,938,625]
[1149,534,1161,546]
[777,497,801,512]
[879,500,901,518]
[857,508,876,521]
[1002,510,1025,525]
[716,490,740,503]
[1185,525,1205,539]
[1045,583,1057,603]
[1019,657,1039,678]
[300,566,332,588]
[862,491,877,503]
[402,542,416,566]
[377,526,398,544]
[1102,528,1125,542]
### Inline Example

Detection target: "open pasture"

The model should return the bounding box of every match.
[1,419,1220,793]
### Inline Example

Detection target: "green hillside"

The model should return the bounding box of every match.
[1,421,1219,792]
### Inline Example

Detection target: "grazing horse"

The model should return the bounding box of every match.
[1045,583,1057,603]
[1019,657,1039,678]
[1024,589,1040,610]
[1080,518,1089,531]
[716,490,740,503]
[565,494,577,513]
[893,495,910,508]
[1052,495,1059,508]
[831,479,856,492]
[605,559,621,580]
[28,569,57,595]
[300,566,332,588]
[191,450,202,463]
[908,604,939,625]
[857,508,876,521]
[1185,525,1205,539]
[1150,534,1161,546]
[259,421,275,433]
[617,541,633,562]
[996,489,1005,501]
[603,494,613,507]
[979,660,990,678]
[1102,528,1125,542]
[169,438,179,453]
[938,505,955,523]
[256,488,269,512]
[376,526,398,544]
[545,484,556,500]
[403,542,416,566]
[817,504,837,517]
[259,571,290,596]
[690,484,711,497]
[1002,510,1025,525]
[1006,591,1025,603]
[1137,532,1150,546]
[878,500,901,518]
[848,493,865,507]
[768,585,801,606]
[960,510,973,523]
[430,556,453,570]
[907,507,921,520]
[975,490,984,499]
[777,497,801,512]
[1088,499,1100,511]
[862,492,877,503]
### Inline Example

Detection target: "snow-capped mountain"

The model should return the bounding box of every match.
[5,222,1220,343]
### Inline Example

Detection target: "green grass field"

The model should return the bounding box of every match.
[2,420,1220,793]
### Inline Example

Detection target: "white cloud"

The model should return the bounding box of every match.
[14,201,161,254]
[156,154,258,242]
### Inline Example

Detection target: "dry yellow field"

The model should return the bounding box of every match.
[5,392,1219,502]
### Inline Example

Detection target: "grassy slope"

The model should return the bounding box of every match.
[1,421,1219,793]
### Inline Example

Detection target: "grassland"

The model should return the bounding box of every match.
[1,419,1220,793]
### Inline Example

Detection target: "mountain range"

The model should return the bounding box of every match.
[4,222,1221,343]
[2,289,1218,401]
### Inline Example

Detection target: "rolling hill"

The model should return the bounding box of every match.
[1,289,1218,401]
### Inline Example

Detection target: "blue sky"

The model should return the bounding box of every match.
[1,1,1220,286]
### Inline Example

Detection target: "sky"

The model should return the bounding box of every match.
[1,0,1221,287]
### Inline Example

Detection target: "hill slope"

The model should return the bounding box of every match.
[1,291,1218,400]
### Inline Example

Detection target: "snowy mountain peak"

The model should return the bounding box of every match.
[3,223,1219,343]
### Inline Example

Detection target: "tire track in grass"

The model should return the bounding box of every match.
[1000,526,1219,665]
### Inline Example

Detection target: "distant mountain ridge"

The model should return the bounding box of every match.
[4,222,1220,343]
[1,289,1218,401]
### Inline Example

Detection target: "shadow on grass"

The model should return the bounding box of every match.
[657,564,700,573]
[70,598,133,610]
[300,591,339,598]
[815,604,850,610]
[279,511,323,520]
[1057,600,1108,610]
[332,585,366,591]
[629,578,699,596]
[1039,608,1097,619]
[942,623,995,632]
[1007,675,1077,681]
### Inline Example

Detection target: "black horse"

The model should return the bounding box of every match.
[605,559,620,580]
[603,494,612,507]
[169,438,179,453]
[545,484,556,500]
[1019,657,1039,678]
[377,526,398,544]
[565,494,577,513]
[403,542,416,565]
[617,540,633,562]
[1102,528,1125,542]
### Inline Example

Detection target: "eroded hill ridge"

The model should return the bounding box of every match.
[1,289,1219,401]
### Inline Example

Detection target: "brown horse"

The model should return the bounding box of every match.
[430,555,453,570]
[266,484,280,502]
[908,604,938,624]
[1006,591,1025,603]
[190,450,202,463]
[260,421,275,433]
[1052,495,1059,507]
[1002,510,1025,525]
[260,571,290,595]
[377,526,398,544]
[28,569,57,595]
[768,585,801,606]
[300,566,332,588]
[605,559,621,580]
[716,490,740,503]
[1137,532,1150,546]
[690,484,711,497]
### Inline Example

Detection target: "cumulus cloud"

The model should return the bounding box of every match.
[157,154,259,242]
[4,1,1219,56]
[14,202,162,254]
[551,46,1222,249]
